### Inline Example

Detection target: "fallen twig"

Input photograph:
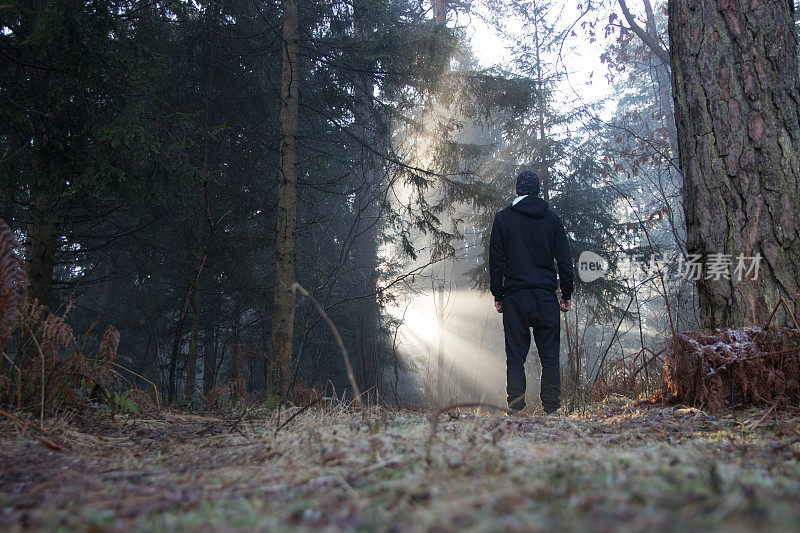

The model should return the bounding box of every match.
[275,395,324,436]
[763,296,800,332]
[0,406,64,450]
[292,282,368,427]
[745,404,776,431]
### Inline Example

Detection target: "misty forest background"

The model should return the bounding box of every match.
[2,0,798,411]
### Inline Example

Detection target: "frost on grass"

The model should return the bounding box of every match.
[664,327,800,412]
[1,400,800,532]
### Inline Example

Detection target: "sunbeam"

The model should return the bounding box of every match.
[386,288,547,407]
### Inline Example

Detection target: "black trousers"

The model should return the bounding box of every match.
[502,288,561,411]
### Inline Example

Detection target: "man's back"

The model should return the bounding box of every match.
[490,170,573,414]
[489,195,573,302]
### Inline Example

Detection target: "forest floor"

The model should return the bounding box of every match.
[2,397,800,532]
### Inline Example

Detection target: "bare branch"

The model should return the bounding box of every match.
[618,0,670,65]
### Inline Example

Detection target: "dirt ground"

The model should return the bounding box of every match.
[2,399,800,532]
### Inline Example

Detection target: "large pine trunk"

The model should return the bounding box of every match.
[267,0,300,397]
[668,0,800,328]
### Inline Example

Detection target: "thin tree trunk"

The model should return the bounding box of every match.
[185,208,205,403]
[668,0,800,327]
[168,255,205,402]
[267,0,300,397]
[202,322,217,397]
[233,344,243,402]
[437,280,445,406]
[434,0,446,23]
[532,7,550,201]
[186,4,218,403]
[642,0,678,159]
[168,296,188,402]
[100,249,118,319]
[352,0,382,401]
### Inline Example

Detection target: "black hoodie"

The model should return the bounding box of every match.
[489,195,574,302]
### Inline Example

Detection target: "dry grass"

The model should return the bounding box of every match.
[1,399,799,532]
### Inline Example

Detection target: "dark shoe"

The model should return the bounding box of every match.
[543,406,560,415]
[507,400,526,412]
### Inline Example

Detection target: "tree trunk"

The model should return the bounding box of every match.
[26,183,57,308]
[20,186,56,372]
[668,0,800,327]
[100,249,119,319]
[434,0,446,23]
[642,0,678,160]
[533,15,550,201]
[436,280,445,406]
[202,322,217,397]
[168,303,188,402]
[186,4,218,403]
[267,0,300,397]
[351,202,380,399]
[233,343,243,402]
[184,221,203,403]
[352,0,381,401]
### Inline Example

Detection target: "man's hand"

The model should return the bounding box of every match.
[560,298,570,312]
[495,301,503,314]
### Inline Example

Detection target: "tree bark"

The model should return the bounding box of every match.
[267,0,300,397]
[26,204,56,308]
[100,249,119,319]
[26,170,57,309]
[434,0,446,24]
[185,204,204,403]
[668,0,800,327]
[23,178,57,370]
[353,231,380,398]
[352,0,381,400]
[186,2,218,404]
[202,322,217,397]
[436,280,445,406]
[533,13,550,201]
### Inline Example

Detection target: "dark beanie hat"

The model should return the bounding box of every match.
[516,169,540,196]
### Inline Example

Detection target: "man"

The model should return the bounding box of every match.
[489,170,573,414]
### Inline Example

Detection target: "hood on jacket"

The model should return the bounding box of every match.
[509,195,548,219]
